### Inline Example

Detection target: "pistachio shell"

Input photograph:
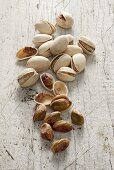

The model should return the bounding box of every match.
[53,81,68,96]
[16,47,37,60]
[17,68,39,88]
[56,11,74,29]
[32,34,53,48]
[51,53,71,72]
[35,20,56,35]
[38,40,53,57]
[78,36,95,54]
[64,45,83,56]
[57,67,76,82]
[71,53,86,73]
[50,35,69,55]
[34,92,54,105]
[40,73,55,91]
[26,56,51,72]
[50,95,72,111]
[66,34,74,45]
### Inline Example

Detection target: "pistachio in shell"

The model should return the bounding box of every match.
[16,47,37,60]
[64,45,83,56]
[44,111,62,125]
[38,40,53,57]
[53,81,68,96]
[40,73,55,91]
[33,104,46,121]
[41,123,54,141]
[50,95,72,111]
[34,92,54,106]
[71,109,84,125]
[66,34,74,45]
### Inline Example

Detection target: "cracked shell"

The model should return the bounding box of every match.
[50,35,69,55]
[56,11,74,29]
[32,34,53,48]
[53,81,68,96]
[57,67,76,82]
[16,47,37,60]
[38,40,53,57]
[51,53,71,72]
[71,53,86,73]
[40,73,55,91]
[34,92,54,105]
[17,68,39,88]
[35,20,56,35]
[64,45,83,56]
[26,56,51,72]
[78,36,95,54]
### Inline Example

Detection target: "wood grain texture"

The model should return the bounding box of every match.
[0,0,114,169]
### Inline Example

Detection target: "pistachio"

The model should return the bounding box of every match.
[51,53,71,73]
[64,45,83,56]
[53,81,68,96]
[66,34,74,45]
[50,95,72,111]
[35,20,56,35]
[33,104,46,121]
[16,47,37,60]
[53,120,73,132]
[57,67,76,82]
[71,53,86,73]
[51,138,70,153]
[44,111,62,125]
[40,73,55,91]
[26,56,51,72]
[17,68,39,88]
[34,92,54,106]
[50,35,69,55]
[41,123,54,141]
[78,36,95,54]
[56,11,74,29]
[71,109,84,125]
[38,40,53,57]
[32,34,53,48]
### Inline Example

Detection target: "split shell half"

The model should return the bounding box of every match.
[53,81,68,96]
[34,92,54,105]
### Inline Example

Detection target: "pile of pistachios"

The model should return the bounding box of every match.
[16,11,95,153]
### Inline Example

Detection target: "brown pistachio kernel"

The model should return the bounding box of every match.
[71,109,84,125]
[33,104,46,122]
[44,111,62,125]
[51,138,70,153]
[52,120,73,132]
[40,123,54,141]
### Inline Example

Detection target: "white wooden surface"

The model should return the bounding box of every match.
[0,0,114,170]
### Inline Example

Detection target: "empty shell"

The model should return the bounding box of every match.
[34,92,54,105]
[53,81,68,96]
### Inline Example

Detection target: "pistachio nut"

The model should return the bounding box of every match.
[50,95,72,111]
[51,53,71,72]
[38,40,53,57]
[41,123,54,141]
[66,34,74,45]
[57,67,76,82]
[71,53,86,73]
[51,138,70,153]
[53,120,73,132]
[35,20,56,35]
[33,104,46,121]
[64,45,83,56]
[71,109,84,125]
[44,111,62,125]
[56,11,74,29]
[26,56,51,72]
[78,36,95,54]
[50,35,69,55]
[40,73,55,91]
[16,47,37,60]
[32,34,53,48]
[17,68,39,88]
[34,92,54,106]
[53,81,68,96]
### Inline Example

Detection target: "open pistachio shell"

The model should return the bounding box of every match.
[53,81,68,96]
[35,20,56,35]
[57,67,76,82]
[40,73,55,91]
[38,40,53,57]
[32,34,53,48]
[51,53,71,73]
[34,92,54,105]
[64,45,83,56]
[16,47,37,60]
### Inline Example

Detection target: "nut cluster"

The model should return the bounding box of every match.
[16,11,95,153]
